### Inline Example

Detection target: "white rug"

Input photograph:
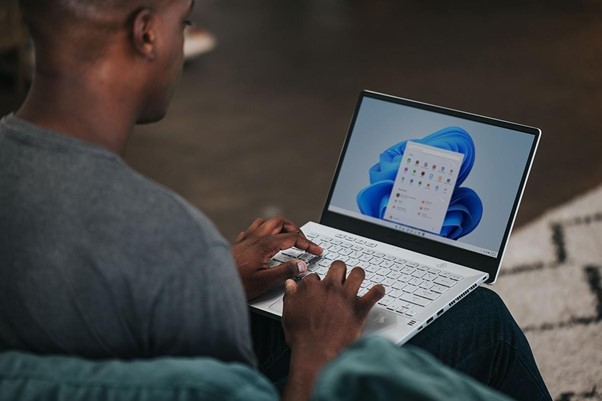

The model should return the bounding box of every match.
[493,185,602,401]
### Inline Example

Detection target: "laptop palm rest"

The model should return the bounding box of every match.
[268,298,402,333]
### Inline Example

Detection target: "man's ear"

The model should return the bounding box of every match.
[131,8,156,60]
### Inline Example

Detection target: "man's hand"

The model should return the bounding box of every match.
[231,216,322,300]
[281,261,385,401]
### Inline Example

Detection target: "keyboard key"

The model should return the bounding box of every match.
[330,245,342,253]
[419,281,434,290]
[402,267,416,275]
[400,293,431,307]
[364,265,378,274]
[391,263,404,271]
[380,260,394,268]
[382,277,396,287]
[375,267,389,276]
[378,296,394,307]
[339,248,352,256]
[371,257,384,265]
[402,284,418,293]
[411,270,426,278]
[434,277,456,288]
[408,278,424,287]
[387,271,401,280]
[392,281,406,290]
[318,259,330,267]
[450,274,463,281]
[360,254,373,262]
[423,272,438,281]
[414,289,440,301]
[349,251,363,259]
[390,299,409,313]
[403,307,418,317]
[430,284,449,294]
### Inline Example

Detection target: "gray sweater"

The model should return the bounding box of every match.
[0,115,255,366]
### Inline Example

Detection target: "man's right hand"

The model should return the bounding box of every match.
[281,261,384,401]
[231,216,322,300]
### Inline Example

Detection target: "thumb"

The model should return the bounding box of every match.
[263,260,308,289]
[284,279,298,297]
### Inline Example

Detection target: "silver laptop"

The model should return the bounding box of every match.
[251,90,540,345]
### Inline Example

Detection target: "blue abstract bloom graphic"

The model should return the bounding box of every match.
[356,126,483,240]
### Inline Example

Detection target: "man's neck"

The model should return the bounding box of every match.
[16,68,137,156]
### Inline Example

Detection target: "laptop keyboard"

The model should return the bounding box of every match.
[269,232,463,318]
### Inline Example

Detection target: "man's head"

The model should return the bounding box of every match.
[19,0,194,124]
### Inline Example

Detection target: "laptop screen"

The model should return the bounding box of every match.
[322,91,540,280]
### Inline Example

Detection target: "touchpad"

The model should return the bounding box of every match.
[268,298,284,314]
[363,307,399,333]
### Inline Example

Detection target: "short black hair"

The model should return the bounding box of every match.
[18,0,167,62]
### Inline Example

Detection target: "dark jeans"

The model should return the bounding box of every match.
[250,287,552,401]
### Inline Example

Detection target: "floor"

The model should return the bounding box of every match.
[1,0,601,241]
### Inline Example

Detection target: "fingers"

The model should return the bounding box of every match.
[323,260,347,284]
[261,233,322,256]
[288,234,323,255]
[344,266,365,296]
[357,284,386,317]
[245,216,296,237]
[260,260,308,291]
[236,218,266,242]
[236,217,324,256]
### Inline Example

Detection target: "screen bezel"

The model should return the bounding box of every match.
[319,90,541,283]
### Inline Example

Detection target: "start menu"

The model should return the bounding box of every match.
[385,141,464,234]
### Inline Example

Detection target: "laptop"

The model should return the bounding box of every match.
[250,90,540,345]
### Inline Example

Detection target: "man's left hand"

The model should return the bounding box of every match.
[231,216,323,300]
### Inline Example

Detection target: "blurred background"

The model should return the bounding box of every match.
[1,0,601,241]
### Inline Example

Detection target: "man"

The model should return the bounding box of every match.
[0,1,551,400]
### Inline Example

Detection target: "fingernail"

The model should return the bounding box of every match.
[296,261,308,273]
